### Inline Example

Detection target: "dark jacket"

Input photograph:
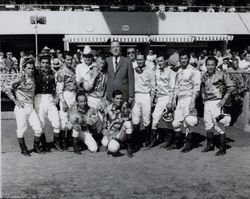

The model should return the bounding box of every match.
[106,56,135,101]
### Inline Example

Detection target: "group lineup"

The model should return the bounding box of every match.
[2,41,249,158]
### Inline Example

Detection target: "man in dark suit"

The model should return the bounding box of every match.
[106,41,135,104]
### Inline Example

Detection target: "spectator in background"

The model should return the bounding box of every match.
[215,50,223,65]
[239,52,250,71]
[126,47,137,68]
[49,49,57,60]
[168,49,179,67]
[4,52,14,73]
[218,5,225,12]
[0,51,5,67]
[225,49,232,59]
[19,51,26,71]
[189,52,198,67]
[218,57,231,71]
[197,51,207,72]
[75,45,96,91]
[206,4,215,12]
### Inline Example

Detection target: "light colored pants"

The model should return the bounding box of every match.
[14,103,42,138]
[152,95,170,129]
[172,97,192,132]
[101,121,133,147]
[204,100,225,134]
[132,93,151,126]
[72,129,98,153]
[87,95,102,110]
[60,91,76,130]
[34,94,60,133]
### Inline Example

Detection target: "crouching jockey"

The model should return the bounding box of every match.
[201,57,235,156]
[3,57,43,156]
[169,50,201,153]
[69,92,99,154]
[101,90,133,158]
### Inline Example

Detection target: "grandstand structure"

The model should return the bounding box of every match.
[0,3,249,56]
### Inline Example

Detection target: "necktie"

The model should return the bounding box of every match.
[114,57,118,72]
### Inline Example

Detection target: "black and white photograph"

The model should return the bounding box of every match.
[1,0,250,198]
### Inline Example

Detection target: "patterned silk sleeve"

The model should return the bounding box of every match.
[191,69,201,96]
[3,74,22,101]
[223,72,235,96]
[169,70,176,100]
[56,70,65,98]
[149,70,156,97]
[83,71,97,91]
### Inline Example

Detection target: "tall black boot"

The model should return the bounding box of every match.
[181,133,193,153]
[202,131,215,152]
[66,129,73,147]
[161,129,173,148]
[73,137,81,155]
[167,131,182,150]
[33,136,44,154]
[40,133,50,152]
[127,134,133,158]
[54,133,63,151]
[133,124,141,150]
[146,129,157,149]
[18,138,31,156]
[144,125,151,147]
[60,130,68,150]
[215,134,226,156]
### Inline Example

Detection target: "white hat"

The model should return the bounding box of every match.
[83,45,92,55]
[162,109,173,123]
[184,115,198,127]
[51,58,62,68]
[216,113,231,127]
[108,139,120,153]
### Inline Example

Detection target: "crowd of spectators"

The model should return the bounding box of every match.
[1,46,250,75]
[0,0,249,12]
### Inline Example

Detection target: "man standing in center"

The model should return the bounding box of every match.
[106,40,135,105]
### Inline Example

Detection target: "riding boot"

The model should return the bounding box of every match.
[144,125,151,147]
[146,129,157,149]
[167,131,182,150]
[161,129,173,148]
[127,134,133,158]
[181,133,193,153]
[18,137,31,156]
[60,130,68,150]
[40,133,50,152]
[202,131,215,152]
[54,133,63,151]
[66,129,73,147]
[33,136,44,154]
[73,137,81,155]
[215,134,226,156]
[133,124,141,150]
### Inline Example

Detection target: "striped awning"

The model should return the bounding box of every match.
[64,35,110,43]
[193,35,234,41]
[110,35,150,43]
[64,35,150,43]
[150,35,194,43]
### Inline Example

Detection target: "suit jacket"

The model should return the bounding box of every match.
[106,56,135,101]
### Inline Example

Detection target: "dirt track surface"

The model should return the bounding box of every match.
[2,112,250,199]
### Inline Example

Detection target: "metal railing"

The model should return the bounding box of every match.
[0,4,249,12]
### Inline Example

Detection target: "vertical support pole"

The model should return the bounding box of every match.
[35,14,38,62]
[63,38,69,51]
